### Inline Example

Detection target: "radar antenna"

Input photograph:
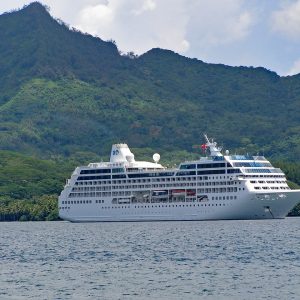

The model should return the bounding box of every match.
[153,153,160,163]
[204,133,210,144]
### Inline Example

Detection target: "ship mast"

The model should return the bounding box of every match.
[204,134,223,157]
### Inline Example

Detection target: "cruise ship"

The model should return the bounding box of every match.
[58,136,300,222]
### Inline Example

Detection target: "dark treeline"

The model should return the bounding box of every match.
[274,161,300,216]
[0,196,58,221]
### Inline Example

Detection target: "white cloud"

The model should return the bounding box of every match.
[271,0,300,39]
[76,3,115,36]
[75,0,190,54]
[231,11,253,41]
[132,0,156,16]
[286,58,300,75]
[74,0,254,56]
[187,0,253,48]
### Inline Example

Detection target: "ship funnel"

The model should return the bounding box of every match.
[110,144,135,163]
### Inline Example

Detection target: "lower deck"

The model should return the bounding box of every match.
[59,190,300,222]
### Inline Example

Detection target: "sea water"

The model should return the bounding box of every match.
[0,218,299,299]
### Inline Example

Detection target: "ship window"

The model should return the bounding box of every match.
[78,175,111,181]
[128,172,174,178]
[212,156,225,161]
[227,169,241,174]
[112,168,124,173]
[197,163,225,169]
[80,169,111,174]
[198,170,225,175]
[180,164,196,170]
[176,171,196,176]
[112,174,126,179]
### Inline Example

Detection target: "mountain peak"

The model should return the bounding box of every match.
[0,2,50,17]
[0,2,52,21]
[21,2,50,14]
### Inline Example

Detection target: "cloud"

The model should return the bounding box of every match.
[76,2,114,36]
[132,0,156,16]
[271,0,300,39]
[74,0,254,56]
[286,58,300,76]
[186,0,253,48]
[75,0,190,55]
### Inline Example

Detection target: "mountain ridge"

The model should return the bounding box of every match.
[0,2,299,161]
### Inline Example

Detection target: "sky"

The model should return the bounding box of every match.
[1,0,300,76]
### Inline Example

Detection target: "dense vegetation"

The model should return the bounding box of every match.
[274,161,300,216]
[0,3,299,220]
[0,3,300,160]
[0,151,69,221]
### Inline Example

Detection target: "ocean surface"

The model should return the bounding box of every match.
[0,218,299,300]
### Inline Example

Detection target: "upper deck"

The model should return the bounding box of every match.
[70,136,284,181]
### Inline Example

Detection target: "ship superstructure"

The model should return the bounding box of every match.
[58,136,300,222]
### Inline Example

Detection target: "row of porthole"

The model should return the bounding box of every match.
[59,203,232,210]
[60,200,230,209]
[254,186,289,190]
[62,200,93,204]
[101,203,227,209]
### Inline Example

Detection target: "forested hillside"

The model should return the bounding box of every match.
[0,2,300,220]
[0,2,300,160]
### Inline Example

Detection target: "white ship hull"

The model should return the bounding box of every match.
[59,191,300,222]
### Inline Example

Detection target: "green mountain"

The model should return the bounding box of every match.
[0,2,300,161]
[0,2,300,220]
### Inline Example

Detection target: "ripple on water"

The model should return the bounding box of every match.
[0,218,299,299]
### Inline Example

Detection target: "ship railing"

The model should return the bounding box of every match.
[88,162,111,168]
[199,157,213,161]
[229,155,254,160]
[72,167,81,175]
[126,168,176,173]
[243,168,284,174]
[253,156,268,161]
[271,168,284,174]
[63,179,71,188]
